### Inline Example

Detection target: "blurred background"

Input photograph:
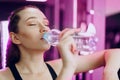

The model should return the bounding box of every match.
[0,0,120,80]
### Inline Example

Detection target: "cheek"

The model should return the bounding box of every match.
[18,31,37,45]
[19,27,40,39]
[19,32,32,39]
[18,27,41,45]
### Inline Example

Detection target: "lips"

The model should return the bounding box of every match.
[40,37,47,42]
[40,37,43,40]
[40,38,45,40]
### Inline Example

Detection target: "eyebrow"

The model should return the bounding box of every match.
[43,18,49,24]
[25,17,37,22]
[43,17,48,20]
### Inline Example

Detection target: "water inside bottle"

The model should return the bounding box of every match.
[73,35,97,54]
[43,29,60,46]
[43,29,98,53]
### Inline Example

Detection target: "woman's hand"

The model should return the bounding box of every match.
[57,28,80,72]
[56,28,81,80]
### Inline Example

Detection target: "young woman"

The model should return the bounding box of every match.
[0,5,119,80]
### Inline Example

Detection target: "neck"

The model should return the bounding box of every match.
[16,49,47,74]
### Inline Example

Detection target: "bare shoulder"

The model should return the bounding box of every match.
[105,48,120,68]
[106,48,120,53]
[0,67,14,80]
[105,48,120,58]
[46,59,63,75]
[103,49,120,79]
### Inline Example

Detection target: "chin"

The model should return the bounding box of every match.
[42,44,51,50]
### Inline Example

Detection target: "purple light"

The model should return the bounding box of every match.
[0,21,9,68]
[73,0,77,28]
[26,0,47,2]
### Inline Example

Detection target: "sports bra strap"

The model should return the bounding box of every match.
[118,68,120,79]
[46,63,57,80]
[9,63,57,80]
[9,64,22,80]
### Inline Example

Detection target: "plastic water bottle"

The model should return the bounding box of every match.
[42,28,98,53]
[43,29,60,46]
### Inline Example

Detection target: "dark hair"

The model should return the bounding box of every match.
[6,5,40,67]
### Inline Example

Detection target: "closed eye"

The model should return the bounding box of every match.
[28,23,37,26]
[45,25,49,27]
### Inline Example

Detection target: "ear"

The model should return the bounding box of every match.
[9,32,21,44]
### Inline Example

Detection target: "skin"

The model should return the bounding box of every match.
[0,7,119,80]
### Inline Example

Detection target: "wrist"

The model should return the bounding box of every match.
[56,67,75,80]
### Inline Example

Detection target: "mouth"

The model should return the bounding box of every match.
[40,38,45,41]
[40,37,48,42]
[40,37,43,40]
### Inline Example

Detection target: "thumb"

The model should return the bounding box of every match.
[71,43,79,54]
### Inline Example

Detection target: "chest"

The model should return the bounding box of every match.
[4,71,53,80]
[8,63,57,80]
[20,72,53,80]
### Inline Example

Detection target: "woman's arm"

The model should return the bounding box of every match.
[56,28,120,80]
[103,49,120,80]
[75,48,120,80]
[56,65,75,80]
[56,28,81,80]
[75,50,106,73]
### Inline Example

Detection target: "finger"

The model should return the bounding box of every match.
[71,41,79,55]
[71,43,77,53]
[59,28,70,38]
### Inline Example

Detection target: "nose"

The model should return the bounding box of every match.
[39,26,50,33]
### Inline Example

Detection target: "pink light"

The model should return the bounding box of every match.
[73,0,77,28]
[89,70,94,74]
[89,9,94,15]
[26,0,47,2]
[0,21,9,68]
[87,23,96,34]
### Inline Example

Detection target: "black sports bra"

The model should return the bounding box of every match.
[9,63,57,80]
[118,68,120,79]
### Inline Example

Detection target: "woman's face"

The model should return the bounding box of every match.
[16,7,50,51]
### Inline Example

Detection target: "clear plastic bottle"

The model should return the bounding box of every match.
[43,29,98,53]
[43,29,60,46]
